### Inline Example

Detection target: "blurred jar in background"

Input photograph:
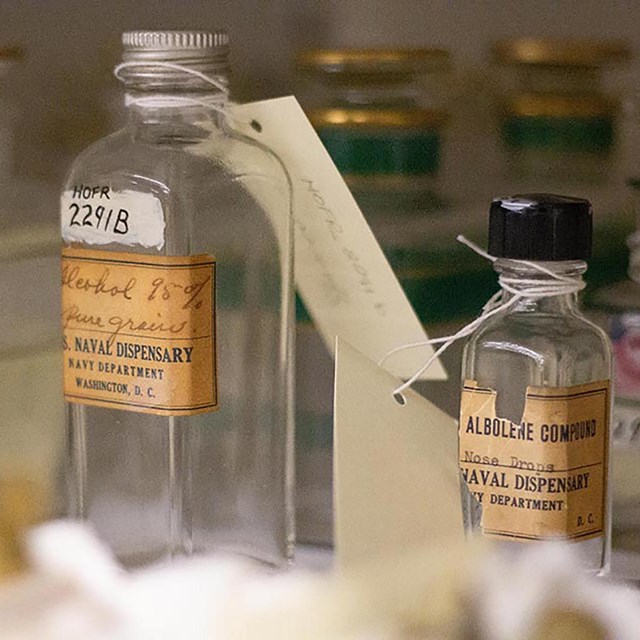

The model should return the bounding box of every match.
[297,48,451,206]
[0,43,63,230]
[492,38,630,182]
[294,48,493,545]
[0,43,63,544]
[0,227,63,536]
[591,180,640,551]
[0,46,24,182]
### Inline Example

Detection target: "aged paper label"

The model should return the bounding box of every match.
[334,338,462,569]
[62,247,217,416]
[459,380,610,542]
[231,98,446,381]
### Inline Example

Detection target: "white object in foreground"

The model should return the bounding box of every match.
[1,522,640,639]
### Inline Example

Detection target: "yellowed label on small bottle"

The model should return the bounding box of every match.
[62,247,217,416]
[459,380,610,542]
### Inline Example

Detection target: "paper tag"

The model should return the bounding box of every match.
[459,380,610,542]
[62,247,217,416]
[334,338,462,568]
[232,97,446,381]
[61,187,166,250]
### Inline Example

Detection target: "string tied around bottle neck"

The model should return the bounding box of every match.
[113,61,231,115]
[381,235,586,397]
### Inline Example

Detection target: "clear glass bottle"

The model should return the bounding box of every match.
[590,208,640,548]
[592,230,640,438]
[460,194,612,574]
[61,31,293,567]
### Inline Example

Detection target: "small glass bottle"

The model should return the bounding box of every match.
[590,197,640,546]
[592,230,640,439]
[61,31,293,567]
[459,194,612,574]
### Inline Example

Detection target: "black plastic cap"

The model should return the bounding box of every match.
[488,194,592,261]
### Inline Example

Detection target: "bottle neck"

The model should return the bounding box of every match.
[119,62,230,128]
[124,86,228,127]
[494,258,587,313]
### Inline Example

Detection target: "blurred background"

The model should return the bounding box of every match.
[1,1,640,182]
[4,0,640,568]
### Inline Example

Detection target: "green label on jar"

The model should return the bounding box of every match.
[317,127,441,176]
[503,116,614,153]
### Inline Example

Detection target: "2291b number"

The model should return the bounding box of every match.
[68,203,129,235]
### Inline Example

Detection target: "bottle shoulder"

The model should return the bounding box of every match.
[462,308,612,389]
[64,123,288,193]
[466,308,611,357]
[61,122,291,257]
[64,130,128,179]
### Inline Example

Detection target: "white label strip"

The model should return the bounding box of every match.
[61,187,165,250]
[334,338,462,568]
[233,97,446,380]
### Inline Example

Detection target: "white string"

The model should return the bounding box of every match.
[114,60,229,93]
[111,58,290,187]
[382,234,586,397]
[113,61,231,116]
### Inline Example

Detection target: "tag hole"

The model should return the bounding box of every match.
[394,392,406,406]
[250,119,262,133]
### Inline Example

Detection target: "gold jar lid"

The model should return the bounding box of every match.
[506,94,618,118]
[493,38,631,67]
[297,48,451,75]
[308,107,449,129]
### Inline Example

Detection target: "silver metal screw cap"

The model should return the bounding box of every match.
[119,30,229,86]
